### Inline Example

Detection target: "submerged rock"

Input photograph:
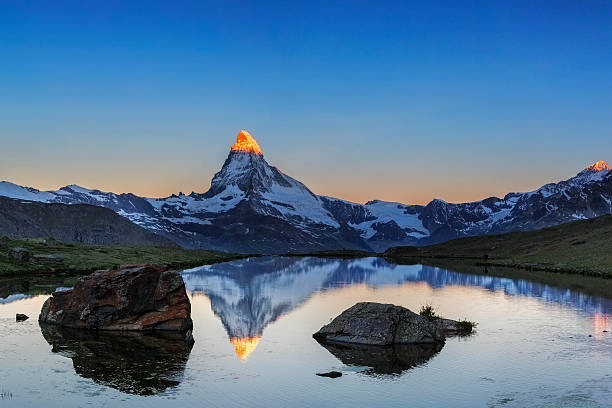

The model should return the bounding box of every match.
[316,371,342,378]
[313,302,444,345]
[39,264,193,332]
[434,317,474,335]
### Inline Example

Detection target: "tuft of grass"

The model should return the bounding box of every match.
[456,319,478,333]
[419,303,439,322]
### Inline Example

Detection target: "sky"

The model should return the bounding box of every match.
[1,0,611,205]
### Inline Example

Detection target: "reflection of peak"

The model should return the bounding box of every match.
[230,336,261,360]
[183,257,612,361]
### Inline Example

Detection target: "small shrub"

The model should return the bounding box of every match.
[456,319,477,333]
[419,304,439,321]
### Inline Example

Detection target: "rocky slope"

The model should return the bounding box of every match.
[0,196,176,247]
[1,130,610,253]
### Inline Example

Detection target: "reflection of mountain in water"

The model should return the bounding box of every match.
[0,275,74,304]
[316,339,443,375]
[40,324,193,395]
[182,257,612,358]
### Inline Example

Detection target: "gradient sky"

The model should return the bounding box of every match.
[1,1,611,205]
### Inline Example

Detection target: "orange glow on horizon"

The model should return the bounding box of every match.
[230,336,261,360]
[230,130,263,155]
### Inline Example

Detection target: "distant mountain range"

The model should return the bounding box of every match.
[1,130,610,253]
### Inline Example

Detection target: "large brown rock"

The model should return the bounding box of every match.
[313,302,444,345]
[39,264,193,333]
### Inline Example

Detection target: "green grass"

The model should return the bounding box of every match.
[456,320,477,333]
[0,238,249,277]
[419,304,439,322]
[386,215,612,278]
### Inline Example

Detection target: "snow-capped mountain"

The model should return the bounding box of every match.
[1,131,611,253]
[323,160,612,249]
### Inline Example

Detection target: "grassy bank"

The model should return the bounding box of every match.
[385,215,612,278]
[0,238,248,277]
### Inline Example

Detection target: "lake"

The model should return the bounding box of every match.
[1,257,611,407]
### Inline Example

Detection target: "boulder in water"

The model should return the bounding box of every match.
[313,302,445,345]
[39,264,193,333]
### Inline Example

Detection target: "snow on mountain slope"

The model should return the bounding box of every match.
[1,130,611,254]
[0,181,56,202]
[321,196,427,240]
[202,131,338,227]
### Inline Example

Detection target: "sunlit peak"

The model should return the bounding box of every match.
[585,160,611,172]
[230,130,263,155]
[230,336,261,360]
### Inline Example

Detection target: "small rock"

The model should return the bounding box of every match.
[588,334,593,337]
[316,371,342,378]
[8,247,30,262]
[16,314,29,322]
[603,330,609,333]
[433,318,475,335]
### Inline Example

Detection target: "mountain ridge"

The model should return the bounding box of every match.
[0,196,177,247]
[1,131,611,253]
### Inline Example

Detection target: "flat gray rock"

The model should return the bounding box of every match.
[313,302,444,345]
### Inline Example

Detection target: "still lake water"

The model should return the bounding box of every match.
[1,257,612,407]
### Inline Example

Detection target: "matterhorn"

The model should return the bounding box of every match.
[0,131,611,253]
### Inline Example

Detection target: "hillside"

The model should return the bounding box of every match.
[0,237,246,276]
[385,215,612,278]
[0,196,176,247]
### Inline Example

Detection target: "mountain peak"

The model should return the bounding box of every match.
[231,130,263,155]
[585,160,611,172]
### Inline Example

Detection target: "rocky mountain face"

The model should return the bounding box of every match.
[1,131,611,253]
[0,196,176,247]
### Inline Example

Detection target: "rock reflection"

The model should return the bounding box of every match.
[316,340,443,375]
[40,324,193,395]
[183,257,612,356]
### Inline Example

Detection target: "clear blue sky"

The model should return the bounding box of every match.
[1,0,611,204]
